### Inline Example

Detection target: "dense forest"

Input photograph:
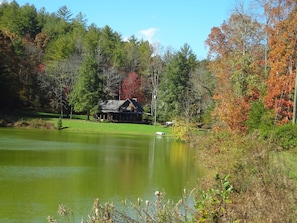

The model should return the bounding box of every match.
[1,0,297,134]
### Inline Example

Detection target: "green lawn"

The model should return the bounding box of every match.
[58,118,172,136]
[13,111,171,135]
[3,110,172,136]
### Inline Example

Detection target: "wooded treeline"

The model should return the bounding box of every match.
[1,0,297,133]
[0,0,213,123]
[207,0,297,133]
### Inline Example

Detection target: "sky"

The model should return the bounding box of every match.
[14,0,247,59]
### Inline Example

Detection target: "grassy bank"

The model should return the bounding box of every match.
[192,131,297,222]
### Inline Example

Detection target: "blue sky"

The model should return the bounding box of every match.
[14,0,246,59]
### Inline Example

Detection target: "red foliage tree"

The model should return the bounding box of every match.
[120,72,144,103]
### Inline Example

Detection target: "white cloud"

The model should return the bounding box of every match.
[138,27,159,43]
[122,36,129,42]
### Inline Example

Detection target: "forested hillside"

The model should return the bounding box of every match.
[1,0,297,134]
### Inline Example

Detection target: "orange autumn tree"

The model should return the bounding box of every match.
[264,1,297,124]
[206,12,265,132]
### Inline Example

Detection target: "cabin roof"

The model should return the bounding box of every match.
[99,99,144,113]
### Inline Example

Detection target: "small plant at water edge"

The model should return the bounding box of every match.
[171,118,196,142]
[194,174,234,222]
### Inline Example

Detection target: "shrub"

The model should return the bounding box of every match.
[171,117,196,142]
[14,119,30,127]
[271,124,297,150]
[245,100,274,138]
[200,104,214,126]
[56,118,63,130]
[14,118,55,129]
[0,119,7,127]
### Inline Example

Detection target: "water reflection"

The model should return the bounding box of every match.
[0,128,201,222]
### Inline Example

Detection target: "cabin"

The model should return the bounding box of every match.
[96,99,144,123]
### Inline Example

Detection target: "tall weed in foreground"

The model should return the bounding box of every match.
[47,190,197,223]
[194,174,234,222]
[194,131,297,222]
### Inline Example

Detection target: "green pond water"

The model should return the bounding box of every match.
[0,128,202,222]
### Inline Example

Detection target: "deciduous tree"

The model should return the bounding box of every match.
[263,1,297,124]
[120,72,144,103]
[206,9,265,132]
[39,54,81,116]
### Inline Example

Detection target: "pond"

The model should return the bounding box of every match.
[0,128,202,222]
